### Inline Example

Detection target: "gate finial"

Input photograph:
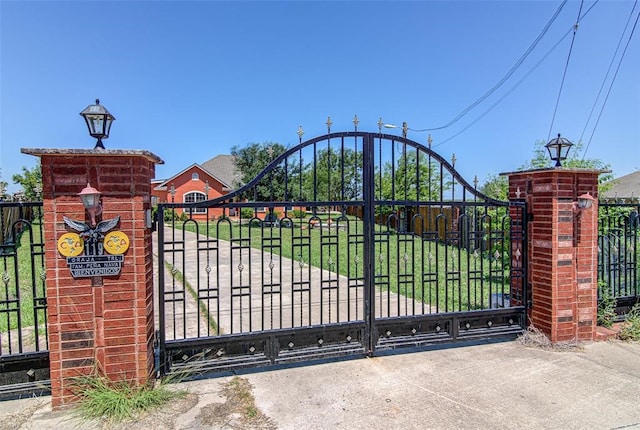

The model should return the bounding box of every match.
[297,125,304,142]
[377,117,383,133]
[427,134,433,149]
[326,116,332,133]
[353,114,359,131]
[402,122,408,138]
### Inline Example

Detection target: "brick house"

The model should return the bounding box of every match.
[152,154,239,219]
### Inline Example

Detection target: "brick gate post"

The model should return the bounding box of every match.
[503,168,605,342]
[21,148,163,408]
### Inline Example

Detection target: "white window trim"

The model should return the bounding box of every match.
[184,191,207,214]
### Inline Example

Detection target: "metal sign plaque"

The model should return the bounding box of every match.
[59,215,129,279]
[67,254,124,278]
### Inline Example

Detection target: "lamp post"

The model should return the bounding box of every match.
[80,99,115,150]
[545,133,573,167]
[78,183,102,226]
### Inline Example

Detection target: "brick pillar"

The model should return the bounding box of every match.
[21,148,163,408]
[504,168,604,342]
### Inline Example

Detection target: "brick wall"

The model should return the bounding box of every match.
[31,149,161,408]
[506,168,600,342]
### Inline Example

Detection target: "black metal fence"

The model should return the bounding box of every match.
[598,200,640,316]
[0,201,49,398]
[156,128,527,376]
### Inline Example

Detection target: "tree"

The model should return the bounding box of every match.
[481,140,613,200]
[0,168,8,199]
[301,147,362,203]
[376,150,446,202]
[479,173,509,201]
[231,142,288,201]
[12,163,42,201]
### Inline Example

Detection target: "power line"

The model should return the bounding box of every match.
[434,25,575,148]
[546,0,584,142]
[579,0,638,146]
[408,0,568,133]
[433,1,601,148]
[582,7,640,159]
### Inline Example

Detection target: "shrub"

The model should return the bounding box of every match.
[164,209,178,222]
[240,208,254,219]
[292,209,306,219]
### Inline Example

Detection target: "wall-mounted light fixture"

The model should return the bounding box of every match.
[545,133,573,167]
[80,99,115,150]
[573,192,595,214]
[78,183,102,226]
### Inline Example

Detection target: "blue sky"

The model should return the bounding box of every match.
[1,1,638,194]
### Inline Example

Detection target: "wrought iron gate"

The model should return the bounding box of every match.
[156,127,527,376]
[0,201,49,398]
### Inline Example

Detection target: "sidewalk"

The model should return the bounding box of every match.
[1,339,639,429]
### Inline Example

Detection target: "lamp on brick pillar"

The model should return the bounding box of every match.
[573,192,595,213]
[78,183,102,226]
[545,133,573,167]
[80,99,115,150]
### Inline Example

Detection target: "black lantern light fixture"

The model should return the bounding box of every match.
[545,133,573,167]
[80,99,115,149]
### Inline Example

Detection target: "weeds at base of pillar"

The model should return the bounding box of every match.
[618,304,640,341]
[597,283,617,329]
[69,365,186,424]
[518,321,583,352]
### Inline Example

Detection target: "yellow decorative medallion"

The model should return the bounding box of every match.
[57,233,84,257]
[103,230,130,255]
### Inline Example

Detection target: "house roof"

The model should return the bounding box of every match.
[155,163,207,189]
[154,154,239,191]
[601,170,640,199]
[201,154,239,190]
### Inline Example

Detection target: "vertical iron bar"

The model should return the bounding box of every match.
[362,133,376,354]
[157,205,167,376]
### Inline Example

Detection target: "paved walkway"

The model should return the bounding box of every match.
[1,340,640,429]
[155,226,424,340]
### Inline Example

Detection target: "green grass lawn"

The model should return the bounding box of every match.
[176,214,513,312]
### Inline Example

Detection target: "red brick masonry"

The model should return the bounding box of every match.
[22,148,163,408]
[504,168,606,343]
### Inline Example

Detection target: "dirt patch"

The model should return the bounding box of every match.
[197,377,276,429]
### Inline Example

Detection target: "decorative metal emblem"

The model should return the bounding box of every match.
[60,216,126,278]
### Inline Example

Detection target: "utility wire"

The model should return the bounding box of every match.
[408,0,568,133]
[434,26,574,148]
[579,0,638,147]
[433,1,600,148]
[546,0,584,141]
[582,7,640,159]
